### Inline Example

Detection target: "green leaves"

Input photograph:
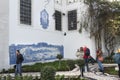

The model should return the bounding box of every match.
[41,66,56,80]
[82,0,120,53]
[56,54,63,60]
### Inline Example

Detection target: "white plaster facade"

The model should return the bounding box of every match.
[0,0,98,70]
[0,0,9,70]
[54,0,97,60]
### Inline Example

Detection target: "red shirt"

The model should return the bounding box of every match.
[83,47,89,59]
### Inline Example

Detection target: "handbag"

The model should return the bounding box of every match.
[98,56,104,62]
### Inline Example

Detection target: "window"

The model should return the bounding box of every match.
[20,0,31,25]
[55,10,62,31]
[68,10,77,30]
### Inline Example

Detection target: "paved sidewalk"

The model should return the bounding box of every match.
[1,63,120,80]
[56,71,119,80]
[55,63,119,80]
[1,71,119,80]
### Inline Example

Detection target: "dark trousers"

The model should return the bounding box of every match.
[118,64,120,78]
[80,67,84,77]
[84,58,89,72]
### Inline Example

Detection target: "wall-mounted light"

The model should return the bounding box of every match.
[62,13,65,16]
[64,32,66,36]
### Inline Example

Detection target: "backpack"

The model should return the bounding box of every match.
[20,54,24,62]
[85,48,90,56]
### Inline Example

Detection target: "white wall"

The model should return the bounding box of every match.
[8,0,64,70]
[0,0,9,14]
[63,30,96,59]
[0,0,9,69]
[9,0,64,45]
[59,1,96,59]
[7,0,97,70]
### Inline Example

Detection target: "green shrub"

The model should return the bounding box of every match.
[75,59,84,67]
[15,75,22,80]
[34,76,40,80]
[66,60,75,70]
[103,55,115,63]
[55,60,68,71]
[41,66,56,80]
[56,54,63,60]
[8,59,85,73]
[104,67,118,75]
[8,68,14,73]
[6,75,12,80]
[22,75,33,80]
[55,75,65,80]
[0,75,2,80]
[2,68,6,73]
[56,54,63,69]
[2,76,6,80]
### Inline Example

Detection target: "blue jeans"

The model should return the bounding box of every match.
[84,58,89,72]
[15,63,22,76]
[97,59,104,72]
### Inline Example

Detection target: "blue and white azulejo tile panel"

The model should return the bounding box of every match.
[9,42,64,64]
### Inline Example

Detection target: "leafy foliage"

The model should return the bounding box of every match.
[75,59,85,67]
[56,54,63,60]
[104,67,118,75]
[56,54,63,69]
[41,66,56,80]
[66,60,76,70]
[81,0,120,54]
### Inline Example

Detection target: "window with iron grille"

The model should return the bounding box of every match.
[20,0,31,25]
[68,10,77,30]
[55,10,62,31]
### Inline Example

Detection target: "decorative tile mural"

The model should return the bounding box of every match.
[9,42,64,64]
[40,9,49,29]
[40,0,50,29]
